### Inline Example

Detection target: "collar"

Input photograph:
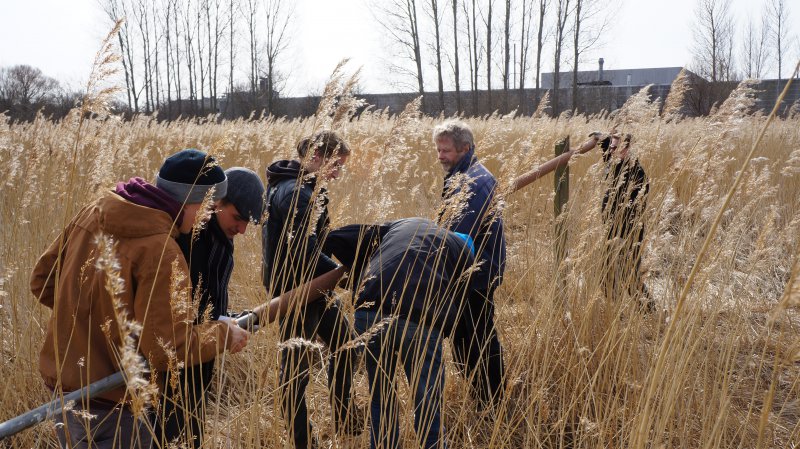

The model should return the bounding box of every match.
[447,147,477,177]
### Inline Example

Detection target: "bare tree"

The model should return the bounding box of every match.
[425,0,446,111]
[172,0,183,115]
[767,0,791,80]
[740,12,771,79]
[452,0,462,112]
[163,0,173,116]
[501,0,511,111]
[228,0,238,102]
[0,65,59,106]
[691,0,736,82]
[263,0,293,114]
[242,0,259,95]
[484,0,494,109]
[464,0,483,111]
[195,0,207,113]
[152,1,162,108]
[101,0,139,112]
[204,0,223,112]
[374,0,425,95]
[534,0,547,107]
[517,0,535,104]
[184,0,198,113]
[571,0,610,111]
[552,0,571,115]
[133,0,155,112]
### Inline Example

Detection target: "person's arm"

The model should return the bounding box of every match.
[30,233,65,309]
[253,265,346,324]
[511,133,602,193]
[135,250,247,370]
[30,207,87,308]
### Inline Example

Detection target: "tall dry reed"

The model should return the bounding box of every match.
[1,70,799,448]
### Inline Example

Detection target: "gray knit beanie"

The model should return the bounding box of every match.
[156,149,228,204]
[224,167,265,223]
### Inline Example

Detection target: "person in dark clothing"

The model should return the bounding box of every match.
[600,133,654,312]
[433,120,506,414]
[156,167,265,448]
[322,218,476,449]
[261,130,362,448]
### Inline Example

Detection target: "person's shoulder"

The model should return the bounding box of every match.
[467,162,497,192]
[273,177,312,206]
[469,159,496,178]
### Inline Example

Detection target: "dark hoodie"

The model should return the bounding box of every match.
[323,218,475,334]
[261,160,339,296]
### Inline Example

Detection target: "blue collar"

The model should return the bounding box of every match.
[447,147,476,176]
[452,231,476,255]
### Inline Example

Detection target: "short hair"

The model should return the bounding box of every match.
[610,132,632,143]
[296,130,351,159]
[432,120,474,150]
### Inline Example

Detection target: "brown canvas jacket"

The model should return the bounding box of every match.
[31,192,231,403]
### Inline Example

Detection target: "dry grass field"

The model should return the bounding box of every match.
[1,65,799,449]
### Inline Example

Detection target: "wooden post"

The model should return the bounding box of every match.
[554,136,569,300]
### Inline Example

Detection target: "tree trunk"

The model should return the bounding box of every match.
[486,0,492,110]
[431,0,445,112]
[571,0,581,111]
[503,0,510,112]
[535,0,545,108]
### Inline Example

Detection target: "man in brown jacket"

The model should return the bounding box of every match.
[32,149,249,449]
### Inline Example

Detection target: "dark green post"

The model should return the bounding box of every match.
[554,136,569,300]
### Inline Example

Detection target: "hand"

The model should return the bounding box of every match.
[223,319,250,354]
[578,133,604,154]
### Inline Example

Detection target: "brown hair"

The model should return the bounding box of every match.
[296,130,351,159]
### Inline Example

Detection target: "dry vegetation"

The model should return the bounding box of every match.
[1,70,800,448]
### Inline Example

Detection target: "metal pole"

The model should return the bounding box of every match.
[0,313,258,440]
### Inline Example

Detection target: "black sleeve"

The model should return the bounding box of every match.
[629,162,648,207]
[323,224,383,275]
[281,186,339,278]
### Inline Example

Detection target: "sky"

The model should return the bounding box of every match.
[0,0,797,96]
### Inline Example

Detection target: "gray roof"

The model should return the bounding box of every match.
[540,67,685,89]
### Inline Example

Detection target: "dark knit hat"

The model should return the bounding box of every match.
[156,149,228,204]
[224,167,265,224]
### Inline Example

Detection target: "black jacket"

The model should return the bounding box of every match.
[323,218,475,334]
[159,215,234,447]
[602,156,649,240]
[261,160,338,296]
[177,215,234,321]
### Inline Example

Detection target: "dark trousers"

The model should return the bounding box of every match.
[355,310,446,449]
[154,360,214,448]
[279,299,357,449]
[55,400,152,449]
[451,286,505,411]
[602,222,653,310]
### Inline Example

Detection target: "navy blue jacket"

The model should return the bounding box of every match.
[261,160,339,296]
[323,218,475,334]
[440,148,506,290]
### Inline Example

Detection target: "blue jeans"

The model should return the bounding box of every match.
[355,310,446,449]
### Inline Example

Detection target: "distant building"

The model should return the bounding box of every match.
[541,59,688,89]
